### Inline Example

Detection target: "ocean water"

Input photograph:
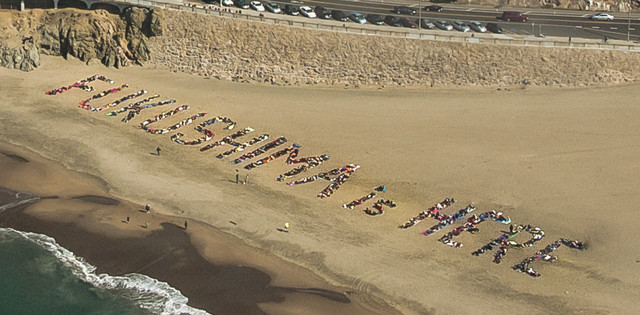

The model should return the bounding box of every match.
[0,228,209,315]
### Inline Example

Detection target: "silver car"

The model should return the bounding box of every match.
[452,20,470,32]
[590,13,614,21]
[265,3,281,13]
[469,21,487,33]
[434,20,453,31]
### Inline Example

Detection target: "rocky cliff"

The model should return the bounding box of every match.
[0,7,163,70]
[0,41,40,71]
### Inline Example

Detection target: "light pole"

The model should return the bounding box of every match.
[418,0,421,30]
[531,22,535,36]
[628,2,631,42]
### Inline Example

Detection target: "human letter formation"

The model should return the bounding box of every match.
[47,77,586,278]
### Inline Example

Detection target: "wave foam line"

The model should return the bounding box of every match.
[0,228,209,315]
[0,196,40,212]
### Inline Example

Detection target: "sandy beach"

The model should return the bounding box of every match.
[1,55,640,314]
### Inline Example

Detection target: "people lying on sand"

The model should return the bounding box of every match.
[232,137,288,165]
[46,74,114,95]
[364,207,383,216]
[79,84,129,109]
[140,105,190,128]
[196,116,237,132]
[200,127,254,152]
[143,113,207,135]
[245,146,296,170]
[216,134,269,159]
[343,192,376,209]
[89,90,147,112]
[399,198,456,229]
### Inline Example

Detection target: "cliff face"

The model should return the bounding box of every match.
[0,7,163,71]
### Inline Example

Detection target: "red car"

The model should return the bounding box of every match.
[399,17,417,28]
[500,11,528,22]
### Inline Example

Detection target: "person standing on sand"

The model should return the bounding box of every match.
[145,222,149,229]
[126,216,130,223]
[284,222,290,232]
[145,204,151,214]
[156,146,161,156]
[184,221,188,230]
[235,169,239,184]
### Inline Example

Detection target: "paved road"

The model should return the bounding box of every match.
[200,0,640,40]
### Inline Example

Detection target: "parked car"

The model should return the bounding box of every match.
[500,11,528,22]
[283,4,299,15]
[233,0,249,9]
[419,19,435,29]
[393,6,416,15]
[265,2,281,13]
[589,12,614,21]
[332,10,349,22]
[314,6,331,19]
[400,17,418,28]
[299,6,316,18]
[219,0,234,6]
[423,5,443,12]
[485,22,504,34]
[452,20,470,32]
[468,21,487,32]
[349,12,367,24]
[367,14,385,25]
[385,15,401,26]
[434,20,453,31]
[249,1,264,11]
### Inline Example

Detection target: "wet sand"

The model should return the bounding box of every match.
[0,55,639,314]
[0,144,387,314]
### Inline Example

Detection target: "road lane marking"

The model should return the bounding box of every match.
[592,26,600,29]
[611,27,618,29]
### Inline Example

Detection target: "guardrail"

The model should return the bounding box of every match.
[96,0,640,51]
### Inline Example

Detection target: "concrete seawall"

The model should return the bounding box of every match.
[146,9,640,88]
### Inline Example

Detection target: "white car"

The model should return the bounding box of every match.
[220,0,233,6]
[265,2,281,13]
[590,13,614,21]
[299,6,316,18]
[250,1,265,11]
[469,21,487,33]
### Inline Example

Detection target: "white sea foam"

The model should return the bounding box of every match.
[0,228,210,315]
[0,190,39,212]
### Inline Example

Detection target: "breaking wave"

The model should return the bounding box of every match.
[0,228,209,315]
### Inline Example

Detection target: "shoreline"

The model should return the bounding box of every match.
[0,142,394,314]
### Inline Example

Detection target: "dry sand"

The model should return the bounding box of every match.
[1,55,639,314]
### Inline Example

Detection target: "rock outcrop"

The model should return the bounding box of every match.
[0,41,40,71]
[0,7,163,71]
